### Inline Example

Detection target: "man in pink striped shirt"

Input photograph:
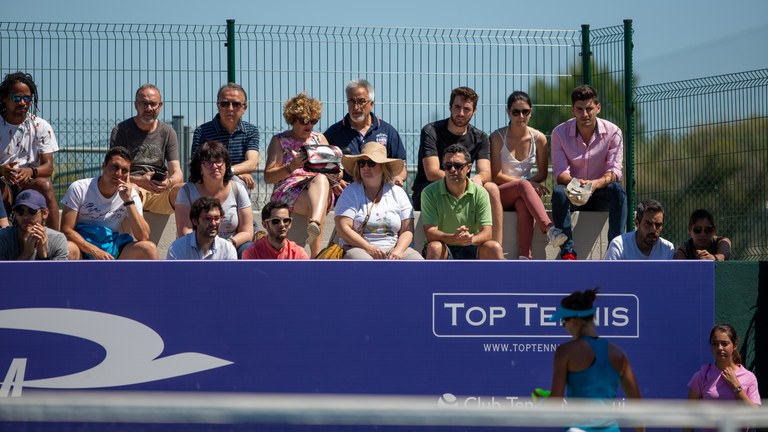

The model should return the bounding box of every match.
[550,85,627,260]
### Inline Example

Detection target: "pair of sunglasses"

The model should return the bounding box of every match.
[693,226,714,235]
[269,217,293,225]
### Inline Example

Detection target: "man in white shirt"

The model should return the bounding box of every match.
[167,197,237,260]
[60,147,158,260]
[0,72,60,228]
[604,199,675,260]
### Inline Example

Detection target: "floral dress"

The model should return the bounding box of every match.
[270,131,342,211]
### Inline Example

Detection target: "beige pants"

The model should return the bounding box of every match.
[343,246,424,260]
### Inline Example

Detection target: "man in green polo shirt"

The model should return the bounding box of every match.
[420,144,504,260]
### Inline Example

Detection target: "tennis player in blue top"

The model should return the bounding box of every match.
[549,288,644,432]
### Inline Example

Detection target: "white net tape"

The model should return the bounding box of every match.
[1,391,766,431]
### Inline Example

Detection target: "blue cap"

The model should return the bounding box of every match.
[547,306,596,322]
[13,189,47,210]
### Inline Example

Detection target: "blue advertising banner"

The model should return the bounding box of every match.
[0,260,714,430]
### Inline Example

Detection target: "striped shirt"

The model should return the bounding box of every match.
[191,114,260,164]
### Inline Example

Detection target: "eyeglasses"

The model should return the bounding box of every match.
[218,101,244,109]
[269,217,293,225]
[357,159,377,168]
[199,215,222,223]
[299,118,319,126]
[202,160,225,168]
[347,98,370,107]
[693,226,715,235]
[510,109,531,117]
[13,207,40,216]
[11,95,33,103]
[137,101,162,109]
[443,162,468,171]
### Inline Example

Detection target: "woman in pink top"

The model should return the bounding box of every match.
[688,323,761,406]
[490,91,566,259]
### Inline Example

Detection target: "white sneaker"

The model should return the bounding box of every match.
[518,256,530,260]
[547,226,567,248]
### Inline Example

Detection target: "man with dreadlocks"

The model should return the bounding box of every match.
[0,72,60,229]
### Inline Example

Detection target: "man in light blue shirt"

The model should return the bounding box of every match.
[604,199,674,260]
[167,197,237,260]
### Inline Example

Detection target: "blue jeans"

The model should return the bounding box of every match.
[551,182,627,256]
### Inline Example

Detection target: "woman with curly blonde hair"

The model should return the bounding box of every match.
[264,93,342,257]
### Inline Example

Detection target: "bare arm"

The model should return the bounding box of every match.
[423,156,444,182]
[231,206,254,248]
[490,131,517,185]
[264,136,307,184]
[174,203,193,237]
[232,150,259,176]
[472,159,492,185]
[389,217,414,259]
[530,131,549,184]
[549,345,568,399]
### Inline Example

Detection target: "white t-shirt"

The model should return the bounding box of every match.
[61,177,143,232]
[604,231,675,260]
[176,181,251,240]
[335,182,414,249]
[0,114,59,167]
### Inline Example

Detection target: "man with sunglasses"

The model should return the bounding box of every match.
[191,83,259,190]
[167,197,237,260]
[242,201,308,259]
[110,83,183,215]
[420,145,504,260]
[604,199,674,260]
[551,85,628,260]
[411,86,504,245]
[0,189,68,260]
[324,79,408,187]
[0,72,60,229]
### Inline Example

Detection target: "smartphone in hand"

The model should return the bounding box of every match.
[151,171,167,182]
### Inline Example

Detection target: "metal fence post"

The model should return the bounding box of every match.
[581,24,591,85]
[624,19,635,231]
[226,19,236,83]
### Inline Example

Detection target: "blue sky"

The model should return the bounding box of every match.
[4,0,766,86]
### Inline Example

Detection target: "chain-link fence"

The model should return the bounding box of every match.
[634,69,768,260]
[1,21,619,212]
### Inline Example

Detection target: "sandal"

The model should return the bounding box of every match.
[306,219,321,244]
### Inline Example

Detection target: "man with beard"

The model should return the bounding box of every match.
[604,199,674,260]
[242,201,308,259]
[0,72,60,228]
[110,84,183,214]
[166,197,236,260]
[420,145,503,260]
[191,83,259,190]
[60,146,157,260]
[411,86,503,245]
[324,79,408,186]
[0,189,68,260]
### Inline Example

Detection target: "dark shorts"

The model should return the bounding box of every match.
[422,243,479,260]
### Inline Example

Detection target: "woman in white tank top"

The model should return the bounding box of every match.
[490,91,566,259]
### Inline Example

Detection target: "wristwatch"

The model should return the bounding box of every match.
[733,385,743,394]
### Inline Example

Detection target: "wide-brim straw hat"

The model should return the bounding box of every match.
[341,141,405,175]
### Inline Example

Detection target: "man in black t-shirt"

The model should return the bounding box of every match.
[412,87,504,246]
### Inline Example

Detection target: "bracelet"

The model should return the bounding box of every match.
[123,200,136,207]
[733,385,743,394]
[31,167,38,179]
